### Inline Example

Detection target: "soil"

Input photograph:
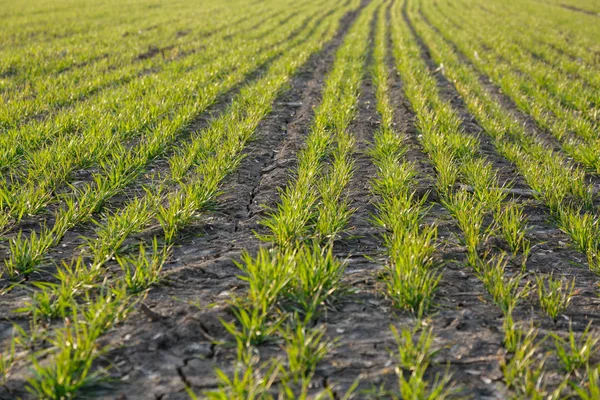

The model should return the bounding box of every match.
[1,1,599,399]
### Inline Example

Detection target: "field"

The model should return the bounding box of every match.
[1,0,600,398]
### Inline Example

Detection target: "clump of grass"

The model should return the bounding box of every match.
[554,209,598,255]
[461,158,507,210]
[22,282,71,321]
[6,184,52,221]
[260,181,318,248]
[501,325,562,400]
[432,151,459,197]
[497,202,531,267]
[0,334,17,386]
[396,368,455,400]
[201,351,280,400]
[553,322,599,374]
[281,320,333,384]
[157,178,218,244]
[501,321,566,399]
[314,149,355,241]
[27,316,107,398]
[535,273,575,321]
[4,228,53,277]
[17,258,103,321]
[478,255,530,315]
[284,243,346,316]
[502,313,520,353]
[391,325,437,371]
[88,192,159,267]
[383,226,440,317]
[116,238,170,294]
[223,306,287,349]
[501,326,545,392]
[27,286,132,398]
[225,243,344,349]
[441,189,489,267]
[223,248,294,347]
[390,324,455,400]
[587,248,600,275]
[570,366,600,400]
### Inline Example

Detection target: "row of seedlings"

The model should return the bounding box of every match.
[3,2,360,398]
[369,3,455,398]
[0,0,332,277]
[0,1,287,131]
[420,0,600,174]
[202,1,378,397]
[407,0,600,273]
[403,0,599,396]
[391,0,575,397]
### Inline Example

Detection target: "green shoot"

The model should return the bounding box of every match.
[116,238,170,294]
[535,273,576,321]
[553,322,599,373]
[281,320,333,384]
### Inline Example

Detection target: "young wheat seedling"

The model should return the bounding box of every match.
[4,228,53,277]
[390,324,437,372]
[535,273,575,321]
[201,350,280,400]
[497,202,531,267]
[441,189,489,268]
[223,248,296,347]
[390,323,455,400]
[0,334,17,386]
[285,243,346,317]
[571,366,600,400]
[478,255,530,315]
[553,322,599,374]
[501,326,545,391]
[281,320,333,384]
[27,286,131,398]
[384,227,440,317]
[116,238,170,294]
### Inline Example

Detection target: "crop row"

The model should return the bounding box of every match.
[0,0,305,174]
[369,3,455,397]
[0,2,286,131]
[422,0,600,174]
[0,0,250,85]
[405,0,600,275]
[402,0,599,396]
[0,1,337,277]
[207,0,373,396]
[0,1,362,397]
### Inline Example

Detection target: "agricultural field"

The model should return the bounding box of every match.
[0,0,599,398]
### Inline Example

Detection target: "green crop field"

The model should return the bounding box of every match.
[1,0,599,398]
